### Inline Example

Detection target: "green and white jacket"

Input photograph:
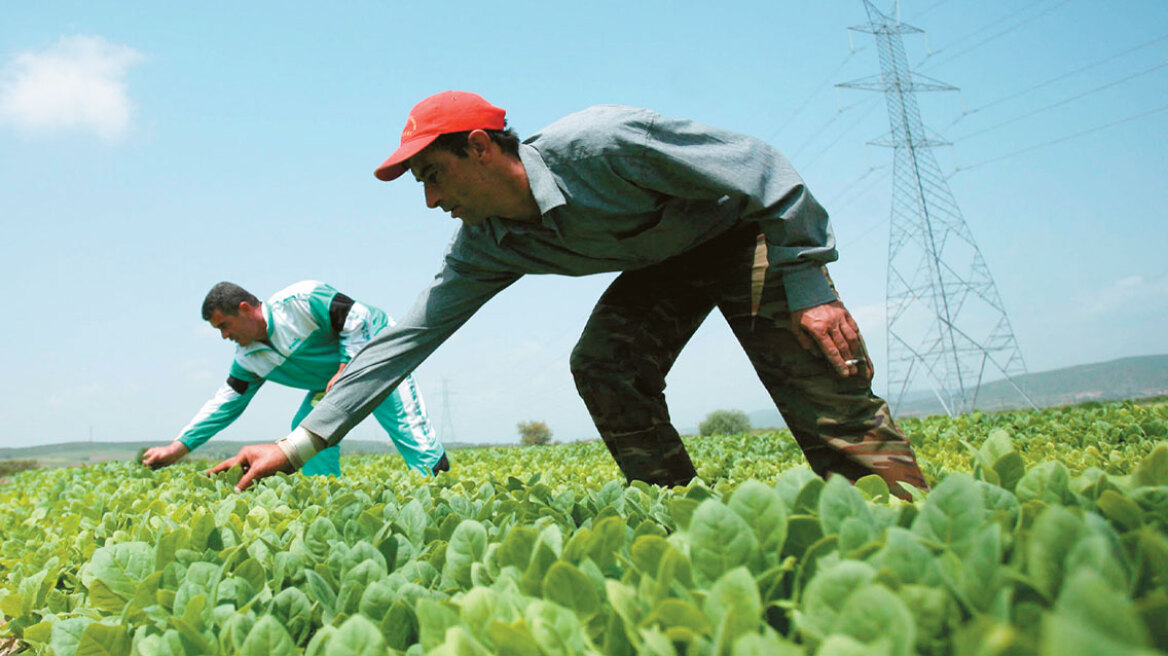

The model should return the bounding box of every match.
[176,281,389,450]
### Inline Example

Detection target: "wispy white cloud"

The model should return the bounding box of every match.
[1078,275,1168,315]
[0,35,144,141]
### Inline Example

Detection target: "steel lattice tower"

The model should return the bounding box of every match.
[838,0,1034,416]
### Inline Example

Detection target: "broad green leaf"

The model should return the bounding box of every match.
[1065,535,1128,593]
[1095,490,1144,531]
[327,614,388,656]
[643,598,712,634]
[961,523,1004,613]
[816,634,893,656]
[418,597,462,652]
[728,480,788,552]
[911,473,985,557]
[542,561,600,618]
[630,535,671,575]
[431,626,492,656]
[240,615,294,655]
[383,599,419,650]
[688,499,759,584]
[457,586,498,634]
[835,584,915,656]
[398,499,429,547]
[496,526,538,571]
[1027,505,1088,599]
[1054,569,1150,647]
[76,622,131,656]
[981,429,1016,463]
[304,568,337,611]
[525,600,590,654]
[305,516,339,560]
[86,541,155,599]
[486,619,543,656]
[796,560,876,644]
[50,617,95,656]
[869,528,936,586]
[586,515,627,574]
[774,467,819,510]
[818,476,873,536]
[703,567,761,651]
[1015,462,1072,505]
[992,452,1027,492]
[854,475,890,503]
[271,586,313,641]
[730,630,803,655]
[1135,444,1168,488]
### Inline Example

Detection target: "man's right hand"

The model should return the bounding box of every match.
[141,441,190,469]
[208,444,295,492]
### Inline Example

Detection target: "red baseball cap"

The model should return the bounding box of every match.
[374,90,507,181]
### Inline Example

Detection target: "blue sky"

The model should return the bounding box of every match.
[2,0,1166,449]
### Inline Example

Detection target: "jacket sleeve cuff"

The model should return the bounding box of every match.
[276,426,325,469]
[782,265,838,312]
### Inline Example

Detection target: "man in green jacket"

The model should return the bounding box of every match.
[143,280,449,476]
[213,91,925,498]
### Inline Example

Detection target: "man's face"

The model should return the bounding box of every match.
[409,146,499,227]
[208,306,265,346]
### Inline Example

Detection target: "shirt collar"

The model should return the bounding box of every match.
[518,143,566,221]
[484,144,566,243]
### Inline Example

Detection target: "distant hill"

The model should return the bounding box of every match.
[746,354,1168,427]
[0,440,480,468]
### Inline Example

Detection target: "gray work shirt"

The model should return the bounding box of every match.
[302,105,838,444]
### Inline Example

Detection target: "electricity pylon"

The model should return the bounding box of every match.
[838,0,1035,416]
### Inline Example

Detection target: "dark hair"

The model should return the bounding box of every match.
[202,282,260,320]
[428,124,521,159]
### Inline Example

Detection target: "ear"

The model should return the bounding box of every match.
[466,129,493,159]
[238,301,259,317]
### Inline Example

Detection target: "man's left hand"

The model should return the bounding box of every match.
[792,300,872,379]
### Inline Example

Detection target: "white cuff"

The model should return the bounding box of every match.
[276,426,324,469]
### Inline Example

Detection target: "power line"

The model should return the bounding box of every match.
[824,164,891,211]
[907,0,958,22]
[952,102,1168,173]
[789,97,876,162]
[800,98,884,170]
[763,47,867,144]
[918,0,1073,71]
[945,32,1168,128]
[951,59,1168,142]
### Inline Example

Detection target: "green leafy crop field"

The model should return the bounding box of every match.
[2,400,1167,655]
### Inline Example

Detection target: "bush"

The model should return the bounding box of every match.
[699,409,751,436]
[0,459,39,477]
[518,420,553,446]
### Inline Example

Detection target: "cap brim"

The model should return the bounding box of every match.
[374,134,440,181]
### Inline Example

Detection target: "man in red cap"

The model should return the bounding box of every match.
[214,90,927,498]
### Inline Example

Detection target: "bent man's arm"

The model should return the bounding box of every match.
[609,111,865,376]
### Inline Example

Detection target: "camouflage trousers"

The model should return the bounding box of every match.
[570,222,927,499]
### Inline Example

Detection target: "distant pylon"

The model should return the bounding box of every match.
[438,378,457,442]
[838,0,1035,416]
